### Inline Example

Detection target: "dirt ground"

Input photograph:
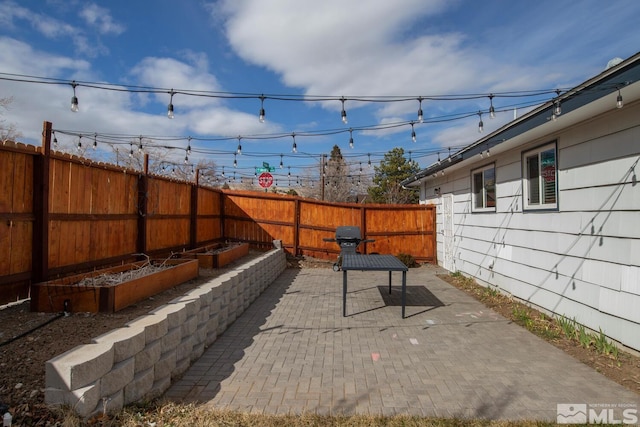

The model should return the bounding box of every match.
[0,256,638,425]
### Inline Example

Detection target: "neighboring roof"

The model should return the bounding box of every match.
[401,51,640,187]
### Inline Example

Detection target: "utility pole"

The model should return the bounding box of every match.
[321,153,326,200]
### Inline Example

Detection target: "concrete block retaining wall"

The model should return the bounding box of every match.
[44,248,287,417]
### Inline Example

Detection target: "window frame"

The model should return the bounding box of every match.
[471,162,496,213]
[522,141,558,211]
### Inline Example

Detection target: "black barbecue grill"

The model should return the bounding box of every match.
[324,226,375,271]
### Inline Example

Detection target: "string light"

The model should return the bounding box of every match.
[76,135,82,151]
[617,89,624,108]
[129,143,134,157]
[70,81,79,112]
[186,137,192,155]
[340,97,347,124]
[349,128,354,149]
[236,136,242,154]
[52,131,58,148]
[184,149,188,164]
[259,95,266,123]
[477,112,484,133]
[233,153,237,168]
[410,122,416,142]
[93,133,97,150]
[280,154,284,168]
[167,90,175,119]
[417,97,424,123]
[489,94,495,119]
[553,89,562,116]
[138,136,143,153]
[291,133,297,153]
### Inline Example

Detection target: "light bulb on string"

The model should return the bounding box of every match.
[233,153,237,168]
[184,150,188,164]
[70,81,79,112]
[236,136,242,155]
[52,131,58,148]
[349,128,354,149]
[138,136,143,153]
[368,153,372,167]
[167,90,175,119]
[259,95,266,123]
[417,97,424,123]
[291,133,297,153]
[76,135,82,151]
[617,89,624,108]
[129,143,134,158]
[410,121,416,142]
[489,94,495,119]
[93,133,97,150]
[186,137,192,155]
[477,112,484,133]
[340,97,347,124]
[553,89,562,116]
[280,154,284,169]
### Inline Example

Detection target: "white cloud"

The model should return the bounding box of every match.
[79,3,126,35]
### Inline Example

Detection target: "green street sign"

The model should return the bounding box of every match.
[262,161,270,168]
[255,166,276,173]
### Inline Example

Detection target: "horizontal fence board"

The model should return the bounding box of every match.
[0,141,436,302]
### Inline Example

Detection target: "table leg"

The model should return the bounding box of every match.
[388,271,392,294]
[342,269,347,317]
[401,271,407,318]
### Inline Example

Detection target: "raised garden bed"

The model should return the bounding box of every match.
[30,258,198,313]
[193,242,250,269]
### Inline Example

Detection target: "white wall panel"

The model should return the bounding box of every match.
[599,288,640,324]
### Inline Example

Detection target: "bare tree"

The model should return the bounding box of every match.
[0,97,22,143]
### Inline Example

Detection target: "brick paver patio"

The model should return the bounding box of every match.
[164,264,639,421]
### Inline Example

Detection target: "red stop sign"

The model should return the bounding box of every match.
[258,172,273,188]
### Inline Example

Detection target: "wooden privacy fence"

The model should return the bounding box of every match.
[0,121,436,305]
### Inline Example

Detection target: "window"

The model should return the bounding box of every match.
[471,163,496,212]
[523,142,557,210]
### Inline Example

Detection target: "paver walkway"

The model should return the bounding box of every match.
[164,265,639,421]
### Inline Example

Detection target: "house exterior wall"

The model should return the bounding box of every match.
[420,101,640,352]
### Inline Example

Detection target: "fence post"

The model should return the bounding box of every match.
[190,169,199,249]
[31,121,51,297]
[136,154,149,254]
[293,198,300,256]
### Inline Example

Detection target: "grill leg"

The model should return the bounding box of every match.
[388,271,392,294]
[342,269,347,317]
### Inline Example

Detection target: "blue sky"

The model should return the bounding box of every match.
[1,0,639,185]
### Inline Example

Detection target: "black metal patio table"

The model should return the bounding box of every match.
[340,253,409,318]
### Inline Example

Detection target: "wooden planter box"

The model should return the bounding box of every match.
[30,259,198,313]
[196,242,250,269]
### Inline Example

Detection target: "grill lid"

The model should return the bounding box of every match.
[335,226,362,241]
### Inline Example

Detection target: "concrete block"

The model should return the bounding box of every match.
[191,341,205,361]
[181,315,197,336]
[99,389,124,417]
[149,303,187,330]
[100,358,134,397]
[172,356,190,379]
[93,326,146,363]
[67,381,102,418]
[155,350,176,380]
[147,375,171,400]
[134,339,162,373]
[193,325,207,346]
[176,335,194,362]
[125,315,168,343]
[161,325,182,353]
[124,367,154,405]
[170,294,201,317]
[46,342,114,390]
[205,330,217,347]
